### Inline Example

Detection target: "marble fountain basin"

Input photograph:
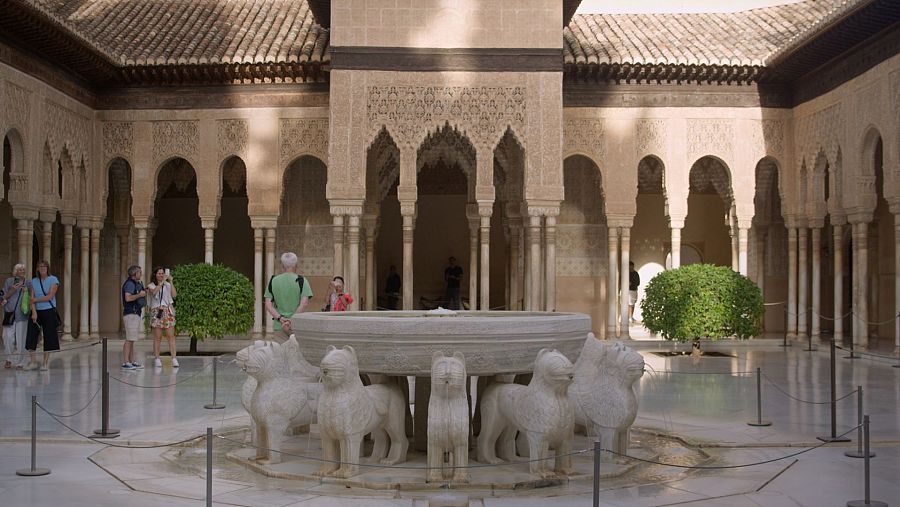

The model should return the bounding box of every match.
[292,310,591,375]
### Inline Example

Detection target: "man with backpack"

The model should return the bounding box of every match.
[121,265,147,369]
[264,252,313,341]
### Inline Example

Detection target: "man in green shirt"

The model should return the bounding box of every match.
[264,252,314,341]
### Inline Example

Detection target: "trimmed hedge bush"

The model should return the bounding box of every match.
[641,264,763,342]
[170,263,254,352]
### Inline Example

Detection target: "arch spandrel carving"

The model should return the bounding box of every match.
[3,82,30,133]
[279,118,329,166]
[152,121,200,166]
[564,119,604,162]
[102,122,134,167]
[217,119,249,160]
[635,119,666,161]
[688,119,734,167]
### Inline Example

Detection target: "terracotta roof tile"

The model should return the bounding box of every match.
[25,0,330,66]
[564,0,862,67]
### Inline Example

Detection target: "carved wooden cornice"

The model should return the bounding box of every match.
[564,62,765,86]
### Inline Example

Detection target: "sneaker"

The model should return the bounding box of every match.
[172,358,179,368]
[39,363,49,371]
[130,361,144,369]
[22,362,38,371]
[121,362,135,370]
[154,357,162,368]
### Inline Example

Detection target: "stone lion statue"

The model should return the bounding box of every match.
[238,335,321,445]
[427,351,469,483]
[315,345,409,478]
[236,338,322,464]
[570,333,644,456]
[476,349,575,479]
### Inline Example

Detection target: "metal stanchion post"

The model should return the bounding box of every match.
[93,338,120,438]
[206,427,213,507]
[592,437,601,507]
[818,339,850,442]
[747,367,771,427]
[804,329,818,352]
[846,387,875,459]
[847,415,887,507]
[845,334,859,359]
[204,357,225,410]
[16,396,50,477]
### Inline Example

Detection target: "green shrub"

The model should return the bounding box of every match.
[641,264,763,343]
[170,263,254,352]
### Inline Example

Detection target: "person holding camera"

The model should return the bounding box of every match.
[326,276,353,312]
[147,266,178,368]
[1,263,29,369]
[121,265,147,369]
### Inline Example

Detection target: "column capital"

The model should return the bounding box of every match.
[887,196,900,215]
[847,210,874,225]
[396,185,417,203]
[11,205,39,221]
[668,215,685,229]
[249,216,278,229]
[200,217,218,229]
[830,212,848,226]
[329,200,364,217]
[38,208,57,223]
[607,216,634,229]
[59,212,78,226]
[525,201,560,218]
[399,201,417,218]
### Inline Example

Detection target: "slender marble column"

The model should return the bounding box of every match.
[730,220,739,271]
[523,221,532,310]
[332,215,344,278]
[797,227,808,339]
[670,227,682,269]
[508,221,521,310]
[89,227,100,339]
[528,214,542,312]
[853,221,869,349]
[252,227,263,336]
[364,223,376,311]
[544,215,557,312]
[16,220,31,275]
[61,223,74,341]
[203,227,214,264]
[894,214,899,353]
[78,227,90,338]
[347,215,361,311]
[738,226,749,276]
[479,211,491,311]
[786,227,798,339]
[265,228,276,335]
[810,227,822,339]
[136,226,147,281]
[619,227,631,338]
[832,223,844,344]
[41,220,52,263]
[402,213,415,310]
[607,227,618,338]
[467,215,479,309]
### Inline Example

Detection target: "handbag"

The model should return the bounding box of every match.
[3,286,22,326]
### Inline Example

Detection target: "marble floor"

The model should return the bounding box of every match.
[0,334,898,507]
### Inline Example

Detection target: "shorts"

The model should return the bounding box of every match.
[628,290,638,305]
[150,307,176,329]
[123,313,142,341]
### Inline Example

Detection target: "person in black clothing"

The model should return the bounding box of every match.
[384,265,401,310]
[628,261,640,323]
[443,256,463,310]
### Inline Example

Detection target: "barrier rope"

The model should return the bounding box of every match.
[762,373,856,405]
[38,384,102,418]
[109,356,226,389]
[764,301,786,306]
[602,423,861,470]
[834,344,900,362]
[35,402,207,449]
[644,364,755,376]
[0,340,101,358]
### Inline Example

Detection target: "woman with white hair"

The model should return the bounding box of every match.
[1,263,29,369]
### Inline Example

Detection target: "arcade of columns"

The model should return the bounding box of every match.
[1,55,898,350]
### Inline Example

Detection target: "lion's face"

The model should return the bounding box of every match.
[534,349,574,390]
[431,351,466,393]
[610,342,645,384]
[236,340,284,378]
[320,346,358,386]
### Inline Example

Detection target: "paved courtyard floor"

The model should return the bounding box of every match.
[0,329,898,506]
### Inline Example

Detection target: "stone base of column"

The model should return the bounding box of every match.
[60,333,74,342]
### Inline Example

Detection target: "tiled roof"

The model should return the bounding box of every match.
[564,0,861,68]
[23,0,329,66]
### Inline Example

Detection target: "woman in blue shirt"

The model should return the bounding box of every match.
[24,260,60,371]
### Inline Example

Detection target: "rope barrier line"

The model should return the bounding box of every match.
[0,340,101,358]
[39,384,102,418]
[764,301,787,306]
[834,345,900,362]
[761,373,856,405]
[602,423,861,470]
[35,402,207,449]
[110,360,216,388]
[643,364,755,376]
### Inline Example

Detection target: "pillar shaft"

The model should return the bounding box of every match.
[79,227,90,338]
[364,225,376,311]
[402,214,415,310]
[16,220,31,275]
[894,217,899,353]
[528,215,542,311]
[479,214,491,311]
[347,215,361,311]
[544,215,557,312]
[811,227,822,339]
[253,228,264,335]
[523,221,532,310]
[89,228,100,338]
[670,227,681,269]
[833,224,843,343]
[264,228,276,334]
[797,227,808,338]
[61,224,74,341]
[787,227,797,339]
[853,222,869,349]
[204,227,214,264]
[41,220,52,264]
[509,223,521,311]
[738,226,749,276]
[332,215,344,278]
[136,227,148,282]
[467,217,479,309]
[607,227,618,338]
[619,227,631,338]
